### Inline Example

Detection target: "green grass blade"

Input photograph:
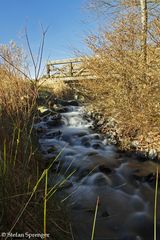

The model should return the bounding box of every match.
[3,139,7,175]
[91,196,99,240]
[5,146,66,239]
[47,145,67,171]
[13,128,21,166]
[61,165,99,203]
[5,169,46,240]
[44,169,48,240]
[10,127,16,163]
[47,169,77,201]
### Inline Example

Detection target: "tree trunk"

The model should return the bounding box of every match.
[140,0,148,64]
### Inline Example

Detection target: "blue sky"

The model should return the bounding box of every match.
[0,0,100,64]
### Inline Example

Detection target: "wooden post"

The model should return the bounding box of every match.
[47,64,50,78]
[70,62,73,77]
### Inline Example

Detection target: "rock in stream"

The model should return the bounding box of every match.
[34,99,160,240]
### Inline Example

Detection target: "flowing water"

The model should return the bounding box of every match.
[35,101,160,240]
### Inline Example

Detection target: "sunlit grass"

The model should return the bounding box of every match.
[91,196,99,240]
[0,40,72,240]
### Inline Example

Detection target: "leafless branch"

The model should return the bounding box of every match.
[25,28,37,79]
[36,25,49,80]
[0,53,31,80]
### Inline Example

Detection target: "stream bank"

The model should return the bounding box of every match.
[86,109,160,162]
[35,94,160,240]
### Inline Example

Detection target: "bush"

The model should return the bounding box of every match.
[80,9,160,151]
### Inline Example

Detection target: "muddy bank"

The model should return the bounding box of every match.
[35,95,160,240]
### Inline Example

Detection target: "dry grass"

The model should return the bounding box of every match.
[78,10,160,154]
[0,43,71,239]
[0,42,42,235]
[39,78,73,99]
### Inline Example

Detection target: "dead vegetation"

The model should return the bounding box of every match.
[78,1,160,154]
[0,42,71,239]
[40,79,73,100]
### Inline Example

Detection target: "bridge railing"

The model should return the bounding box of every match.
[46,57,94,81]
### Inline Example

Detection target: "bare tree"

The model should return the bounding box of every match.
[88,0,160,67]
[140,0,148,64]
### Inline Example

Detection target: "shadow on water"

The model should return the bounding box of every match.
[35,98,160,240]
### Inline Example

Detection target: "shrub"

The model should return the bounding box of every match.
[80,8,160,151]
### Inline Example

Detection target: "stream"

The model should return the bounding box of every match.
[35,100,160,240]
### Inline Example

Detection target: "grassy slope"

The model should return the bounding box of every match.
[0,66,72,239]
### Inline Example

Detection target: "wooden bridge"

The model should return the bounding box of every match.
[46,57,96,81]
